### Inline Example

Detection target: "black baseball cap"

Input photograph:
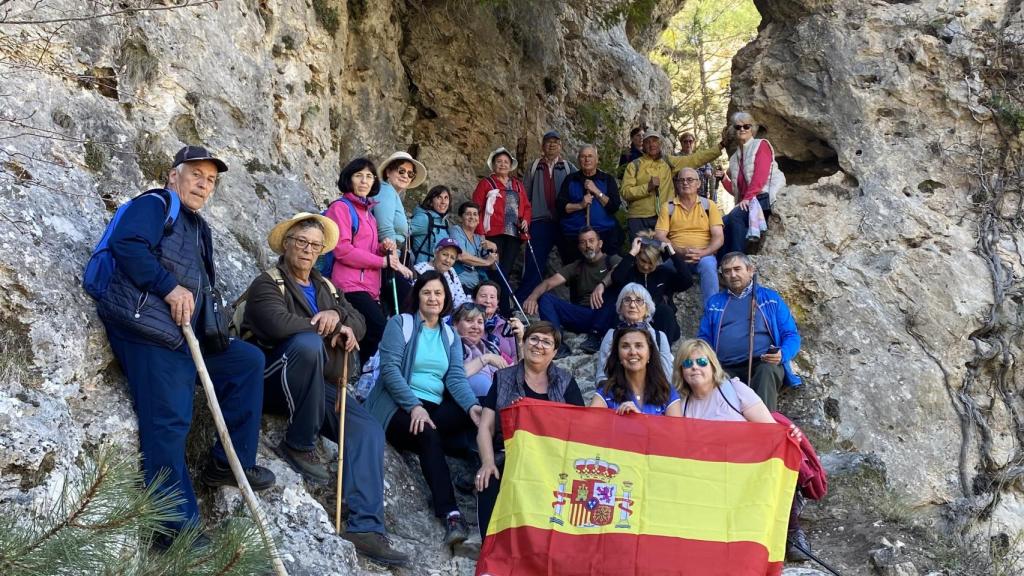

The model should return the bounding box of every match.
[172,145,228,173]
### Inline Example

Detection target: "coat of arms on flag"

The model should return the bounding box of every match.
[477,399,802,576]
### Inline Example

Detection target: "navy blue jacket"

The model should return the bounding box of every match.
[557,170,621,235]
[97,191,213,350]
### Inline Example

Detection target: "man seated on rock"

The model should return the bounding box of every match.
[556,143,622,263]
[94,146,274,548]
[522,227,620,358]
[654,167,724,305]
[697,252,802,411]
[242,213,408,567]
[414,237,471,308]
[621,131,722,240]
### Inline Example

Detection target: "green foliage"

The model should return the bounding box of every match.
[575,101,624,174]
[313,0,340,36]
[0,447,271,576]
[650,0,760,147]
[931,531,1024,576]
[84,140,107,172]
[598,0,659,30]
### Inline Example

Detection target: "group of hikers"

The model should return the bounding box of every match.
[87,110,808,570]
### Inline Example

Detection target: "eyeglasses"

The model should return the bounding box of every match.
[287,236,325,253]
[681,357,710,368]
[675,177,699,184]
[734,124,752,131]
[394,168,416,178]
[622,297,645,307]
[353,173,376,180]
[527,335,556,349]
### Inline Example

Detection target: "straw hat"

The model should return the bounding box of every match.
[486,147,518,172]
[267,212,339,255]
[378,151,427,189]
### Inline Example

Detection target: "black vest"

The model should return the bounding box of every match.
[98,210,211,349]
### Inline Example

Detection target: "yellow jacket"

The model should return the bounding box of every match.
[620,147,722,219]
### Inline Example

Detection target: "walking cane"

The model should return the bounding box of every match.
[585,202,592,228]
[182,325,289,576]
[334,348,350,535]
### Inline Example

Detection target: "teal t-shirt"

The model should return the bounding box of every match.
[408,326,448,404]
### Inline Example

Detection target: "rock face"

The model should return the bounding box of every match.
[732,0,1024,540]
[0,1,671,573]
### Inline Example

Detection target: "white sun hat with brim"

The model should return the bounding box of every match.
[486,147,518,172]
[378,151,427,189]
[267,212,339,255]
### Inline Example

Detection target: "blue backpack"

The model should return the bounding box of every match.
[316,196,359,278]
[83,189,180,300]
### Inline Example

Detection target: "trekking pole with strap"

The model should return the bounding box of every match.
[492,262,531,325]
[792,541,844,576]
[334,348,350,535]
[182,325,289,576]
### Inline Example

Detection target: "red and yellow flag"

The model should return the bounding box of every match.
[476,399,801,576]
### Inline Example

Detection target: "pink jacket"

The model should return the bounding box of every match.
[325,193,385,299]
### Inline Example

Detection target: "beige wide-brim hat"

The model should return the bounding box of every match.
[267,212,339,255]
[378,151,427,189]
[486,147,518,172]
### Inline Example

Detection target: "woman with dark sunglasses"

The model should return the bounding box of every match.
[720,111,786,255]
[590,326,681,416]
[452,302,509,397]
[672,338,810,562]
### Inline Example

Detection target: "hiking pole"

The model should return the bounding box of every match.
[334,348,350,535]
[793,541,844,576]
[525,237,544,279]
[182,325,289,576]
[491,262,530,325]
[387,252,400,317]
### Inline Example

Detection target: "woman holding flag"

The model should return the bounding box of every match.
[590,326,682,416]
[474,321,585,540]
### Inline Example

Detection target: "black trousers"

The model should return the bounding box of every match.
[486,234,522,317]
[385,394,475,518]
[345,291,386,364]
[476,457,505,540]
[722,358,785,411]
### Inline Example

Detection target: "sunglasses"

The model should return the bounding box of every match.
[681,357,710,368]
[455,302,487,315]
[394,168,416,178]
[734,124,752,131]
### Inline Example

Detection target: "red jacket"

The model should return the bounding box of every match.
[472,175,532,239]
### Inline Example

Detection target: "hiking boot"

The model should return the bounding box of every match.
[554,342,572,360]
[343,532,410,567]
[580,333,602,355]
[273,440,330,485]
[786,527,811,562]
[152,531,212,553]
[443,513,469,547]
[201,456,276,492]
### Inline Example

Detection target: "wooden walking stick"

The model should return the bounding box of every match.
[182,325,289,576]
[585,201,592,227]
[334,348,350,535]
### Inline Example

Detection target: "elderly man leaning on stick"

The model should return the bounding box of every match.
[240,213,409,567]
[93,146,275,549]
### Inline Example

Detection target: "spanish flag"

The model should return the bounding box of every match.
[476,399,801,576]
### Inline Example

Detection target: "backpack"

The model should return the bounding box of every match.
[665,196,710,218]
[229,267,339,340]
[316,197,359,278]
[83,189,180,300]
[412,210,437,263]
[715,378,828,501]
[352,313,455,401]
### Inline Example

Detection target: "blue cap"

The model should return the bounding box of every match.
[542,131,561,141]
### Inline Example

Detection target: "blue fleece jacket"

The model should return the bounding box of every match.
[371,181,409,247]
[697,283,803,388]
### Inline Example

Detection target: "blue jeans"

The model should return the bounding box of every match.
[107,332,265,532]
[537,293,616,335]
[262,332,387,534]
[688,255,719,305]
[516,219,558,303]
[721,194,771,255]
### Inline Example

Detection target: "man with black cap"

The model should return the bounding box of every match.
[518,130,577,301]
[95,145,274,548]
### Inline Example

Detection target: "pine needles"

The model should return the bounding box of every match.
[0,447,271,576]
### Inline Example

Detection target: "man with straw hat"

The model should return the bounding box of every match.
[241,213,409,567]
[94,145,275,549]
